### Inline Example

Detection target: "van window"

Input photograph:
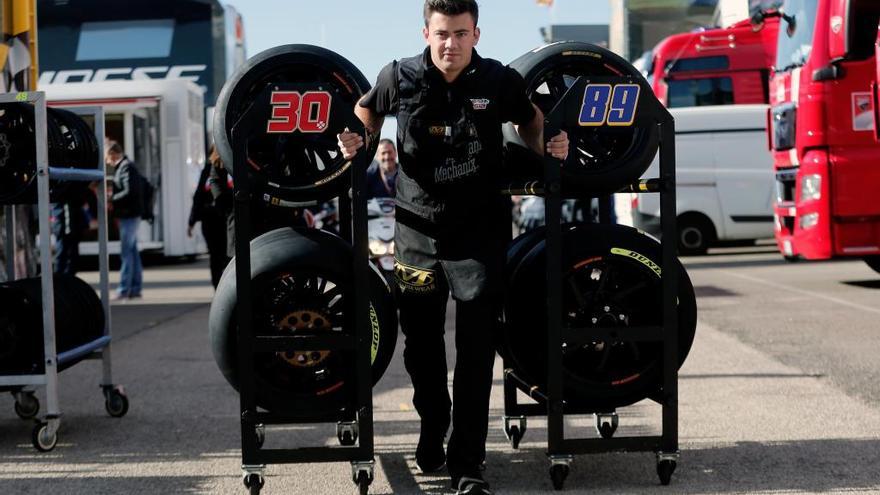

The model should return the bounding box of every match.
[667,56,729,74]
[668,77,734,108]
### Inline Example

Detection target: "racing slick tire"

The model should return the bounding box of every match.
[214,44,376,205]
[209,227,397,415]
[502,223,696,411]
[503,42,660,193]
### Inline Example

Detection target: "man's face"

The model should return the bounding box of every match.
[105,152,120,167]
[376,143,397,173]
[423,12,480,77]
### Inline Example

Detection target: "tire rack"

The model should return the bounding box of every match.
[229,89,376,494]
[0,93,127,451]
[498,75,680,489]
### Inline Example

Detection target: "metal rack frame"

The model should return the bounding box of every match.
[499,75,681,489]
[1,92,125,451]
[229,87,376,494]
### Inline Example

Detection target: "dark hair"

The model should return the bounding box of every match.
[423,0,478,27]
[377,138,395,148]
[107,141,123,155]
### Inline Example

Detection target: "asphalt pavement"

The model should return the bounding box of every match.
[1,251,879,494]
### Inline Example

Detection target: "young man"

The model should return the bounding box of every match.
[106,141,144,300]
[338,1,568,493]
[365,139,399,199]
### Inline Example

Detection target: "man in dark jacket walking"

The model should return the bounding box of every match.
[189,146,231,287]
[106,141,143,300]
[337,1,568,492]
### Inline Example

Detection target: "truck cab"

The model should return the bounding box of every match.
[633,15,779,254]
[769,0,880,262]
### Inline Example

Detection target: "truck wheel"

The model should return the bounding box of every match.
[213,44,375,204]
[503,42,660,192]
[865,256,880,275]
[677,215,715,256]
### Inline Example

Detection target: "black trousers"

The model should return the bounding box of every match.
[399,275,498,479]
[394,210,505,479]
[200,210,229,288]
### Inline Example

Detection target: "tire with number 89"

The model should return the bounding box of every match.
[503,42,660,193]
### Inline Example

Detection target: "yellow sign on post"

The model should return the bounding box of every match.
[1,0,38,92]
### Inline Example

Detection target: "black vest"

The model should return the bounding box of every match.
[394,49,509,226]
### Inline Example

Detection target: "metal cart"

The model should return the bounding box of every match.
[228,89,377,495]
[499,75,681,489]
[0,92,128,452]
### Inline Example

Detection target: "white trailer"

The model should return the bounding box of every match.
[43,79,206,257]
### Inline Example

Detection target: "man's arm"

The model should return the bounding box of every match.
[515,103,545,156]
[354,95,384,136]
[339,97,387,160]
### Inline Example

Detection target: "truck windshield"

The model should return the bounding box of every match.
[774,0,818,72]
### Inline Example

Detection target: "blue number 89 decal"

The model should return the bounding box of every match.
[578,84,641,127]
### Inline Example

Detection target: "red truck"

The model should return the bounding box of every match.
[769,0,880,273]
[632,13,780,254]
[644,15,778,108]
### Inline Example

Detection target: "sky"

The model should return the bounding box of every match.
[232,1,611,138]
[235,1,610,82]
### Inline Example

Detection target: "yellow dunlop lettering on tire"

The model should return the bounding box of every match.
[369,303,379,363]
[394,260,437,293]
[610,247,661,278]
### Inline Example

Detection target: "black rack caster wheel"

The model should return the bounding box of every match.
[595,413,618,439]
[549,463,569,491]
[14,393,39,420]
[243,473,264,495]
[503,416,527,449]
[355,470,372,495]
[507,425,523,449]
[254,424,265,449]
[337,422,358,446]
[104,387,129,418]
[657,459,676,486]
[32,422,58,452]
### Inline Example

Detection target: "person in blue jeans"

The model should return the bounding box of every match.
[106,141,143,300]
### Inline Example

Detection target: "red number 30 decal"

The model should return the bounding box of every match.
[266,91,332,134]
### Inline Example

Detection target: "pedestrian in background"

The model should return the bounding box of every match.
[189,146,231,288]
[365,138,399,199]
[51,186,89,275]
[106,141,143,300]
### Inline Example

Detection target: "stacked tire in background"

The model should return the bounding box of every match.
[0,104,104,378]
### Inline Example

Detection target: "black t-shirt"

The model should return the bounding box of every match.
[360,48,534,226]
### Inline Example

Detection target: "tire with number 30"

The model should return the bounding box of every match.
[213,44,376,204]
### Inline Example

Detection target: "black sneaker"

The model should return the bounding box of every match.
[452,475,493,495]
[415,434,446,474]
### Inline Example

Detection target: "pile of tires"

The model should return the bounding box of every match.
[0,275,105,376]
[0,104,99,204]
[208,45,395,415]
[498,42,694,411]
[501,223,696,410]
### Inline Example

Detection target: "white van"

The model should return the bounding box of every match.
[632,104,775,254]
[44,79,206,257]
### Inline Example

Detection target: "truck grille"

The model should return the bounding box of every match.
[772,103,797,151]
[775,168,797,203]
